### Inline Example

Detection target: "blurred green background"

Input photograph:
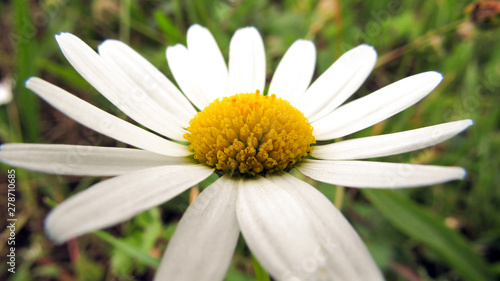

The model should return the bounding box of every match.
[0,0,499,280]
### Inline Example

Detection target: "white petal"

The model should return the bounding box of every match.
[155,176,239,281]
[268,40,316,105]
[0,76,13,105]
[313,119,473,160]
[236,176,326,281]
[297,45,377,122]
[26,78,190,157]
[229,27,266,95]
[186,24,230,101]
[98,40,197,128]
[55,33,186,140]
[45,164,214,243]
[268,173,384,281]
[312,71,443,140]
[0,143,190,176]
[166,44,211,110]
[297,159,466,188]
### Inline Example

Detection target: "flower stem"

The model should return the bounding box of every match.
[334,185,345,210]
[252,253,271,281]
[376,19,465,69]
[189,185,200,204]
[120,0,131,43]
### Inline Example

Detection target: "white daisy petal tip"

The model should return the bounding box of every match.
[457,167,467,180]
[231,26,262,43]
[295,39,316,53]
[456,118,474,133]
[233,26,261,39]
[187,24,217,46]
[54,32,76,44]
[443,166,468,182]
[409,71,444,96]
[97,39,120,54]
[25,77,43,91]
[423,70,444,85]
[285,39,314,52]
[187,23,205,33]
[397,70,443,91]
[165,44,186,58]
[359,44,377,65]
[54,32,75,50]
[444,166,467,182]
[359,43,376,49]
[345,44,377,64]
[238,26,258,32]
[42,208,81,245]
[296,38,313,44]
[44,212,69,244]
[56,31,71,36]
[166,43,183,50]
[357,43,377,55]
[44,208,92,245]
[25,76,35,87]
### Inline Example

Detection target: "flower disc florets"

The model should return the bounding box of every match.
[185,91,316,177]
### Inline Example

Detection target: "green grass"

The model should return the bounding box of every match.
[0,0,499,280]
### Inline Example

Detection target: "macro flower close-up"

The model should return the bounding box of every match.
[0,23,475,281]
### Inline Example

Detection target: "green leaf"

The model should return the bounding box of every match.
[251,254,271,281]
[225,266,255,281]
[94,231,160,268]
[363,189,494,281]
[36,58,89,91]
[154,11,183,43]
[163,222,178,240]
[13,0,40,142]
[75,254,105,281]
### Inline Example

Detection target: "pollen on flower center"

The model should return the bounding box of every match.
[184,91,316,177]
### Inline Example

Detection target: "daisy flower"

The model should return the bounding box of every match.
[0,24,472,280]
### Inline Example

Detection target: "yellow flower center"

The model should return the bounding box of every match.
[184,91,315,177]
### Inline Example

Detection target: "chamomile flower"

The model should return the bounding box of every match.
[0,25,472,281]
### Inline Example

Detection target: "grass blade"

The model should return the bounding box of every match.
[363,189,494,281]
[94,231,160,268]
